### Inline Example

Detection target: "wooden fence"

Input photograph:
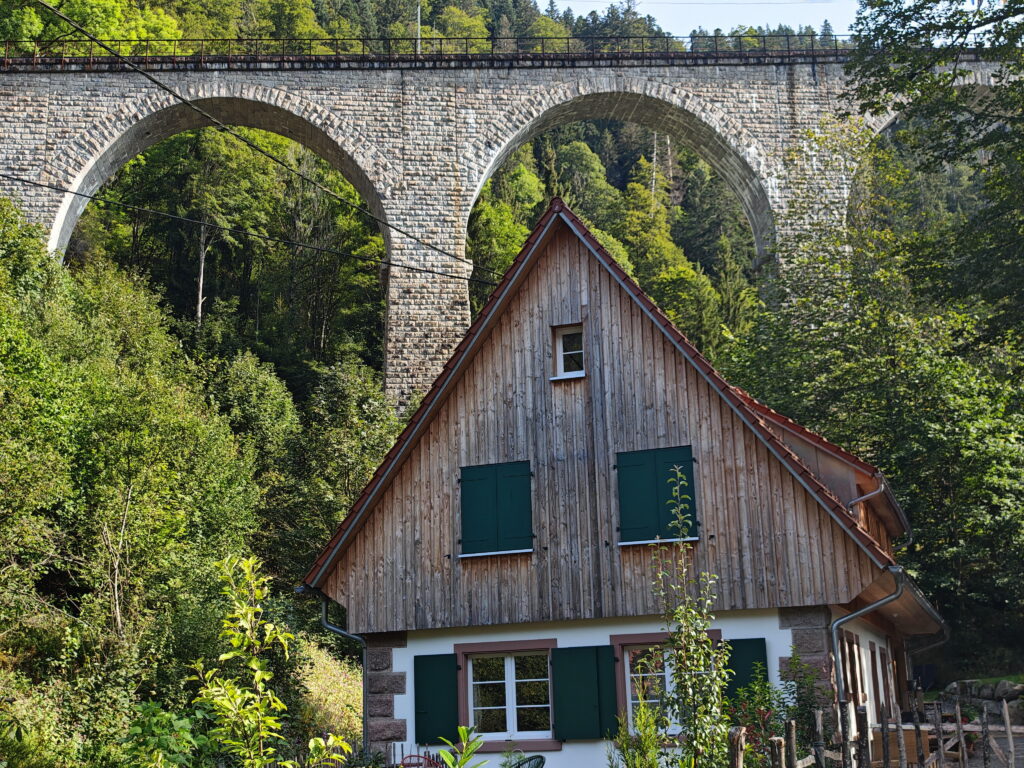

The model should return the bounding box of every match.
[731,701,1022,768]
[380,701,1022,768]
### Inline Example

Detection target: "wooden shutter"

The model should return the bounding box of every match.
[654,445,697,538]
[496,460,533,550]
[725,638,769,699]
[618,446,697,541]
[414,654,459,745]
[616,450,660,542]
[460,465,498,554]
[551,645,618,740]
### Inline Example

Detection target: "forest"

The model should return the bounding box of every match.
[1,0,1023,765]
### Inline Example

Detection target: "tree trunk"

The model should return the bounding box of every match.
[196,223,208,326]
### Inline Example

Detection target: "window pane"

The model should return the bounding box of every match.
[473,682,506,708]
[628,648,665,674]
[631,674,666,701]
[472,656,504,682]
[516,680,549,706]
[562,351,584,372]
[516,706,551,732]
[561,331,583,353]
[474,708,507,733]
[514,654,548,680]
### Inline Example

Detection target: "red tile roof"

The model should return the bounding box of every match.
[303,199,894,589]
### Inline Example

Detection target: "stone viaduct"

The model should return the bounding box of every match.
[0,52,999,401]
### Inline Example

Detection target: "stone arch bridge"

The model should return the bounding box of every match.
[0,50,998,401]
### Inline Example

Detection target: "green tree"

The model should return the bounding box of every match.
[724,122,1024,672]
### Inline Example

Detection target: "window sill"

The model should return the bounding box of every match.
[477,739,563,753]
[618,537,699,547]
[549,372,585,381]
[458,549,533,559]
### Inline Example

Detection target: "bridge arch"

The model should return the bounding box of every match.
[468,79,780,257]
[44,82,398,253]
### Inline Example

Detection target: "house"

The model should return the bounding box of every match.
[302,199,945,765]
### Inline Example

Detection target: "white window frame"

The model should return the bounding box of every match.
[468,652,553,741]
[551,324,585,380]
[624,645,683,735]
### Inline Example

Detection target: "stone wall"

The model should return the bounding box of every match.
[364,630,409,753]
[2,60,996,401]
[940,679,1024,724]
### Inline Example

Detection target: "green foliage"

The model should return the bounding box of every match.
[437,726,487,768]
[724,119,1024,673]
[727,663,785,768]
[608,685,667,768]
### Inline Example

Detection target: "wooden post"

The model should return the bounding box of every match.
[730,725,747,768]
[787,720,799,768]
[932,703,946,768]
[896,712,908,768]
[1003,699,1016,768]
[771,736,786,768]
[843,701,856,768]
[912,698,926,768]
[881,704,892,768]
[857,706,871,768]
[814,709,828,768]
[954,704,967,767]
[981,715,991,768]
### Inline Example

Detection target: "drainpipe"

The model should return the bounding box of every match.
[848,474,914,546]
[831,565,906,707]
[296,585,370,757]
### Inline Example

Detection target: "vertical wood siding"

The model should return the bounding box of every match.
[326,228,880,633]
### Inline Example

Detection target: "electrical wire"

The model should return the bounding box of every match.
[0,171,498,286]
[29,0,505,279]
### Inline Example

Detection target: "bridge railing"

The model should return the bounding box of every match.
[0,33,862,68]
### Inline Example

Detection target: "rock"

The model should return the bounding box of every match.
[960,679,980,697]
[1007,699,1024,726]
[979,684,995,700]
[945,681,961,694]
[994,680,1024,701]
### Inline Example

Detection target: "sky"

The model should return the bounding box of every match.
[551,0,862,38]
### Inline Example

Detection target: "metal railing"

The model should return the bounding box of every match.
[0,33,862,70]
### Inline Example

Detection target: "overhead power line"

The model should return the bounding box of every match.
[29,0,503,279]
[0,171,498,286]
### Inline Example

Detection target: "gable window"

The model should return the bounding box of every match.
[459,461,533,556]
[616,445,698,544]
[552,324,584,379]
[469,653,552,739]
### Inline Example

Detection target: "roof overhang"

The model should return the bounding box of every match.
[847,568,945,639]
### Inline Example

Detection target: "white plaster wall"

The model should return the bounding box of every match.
[392,609,792,768]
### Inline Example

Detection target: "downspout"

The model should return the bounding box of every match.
[848,473,914,547]
[831,565,906,707]
[296,585,370,757]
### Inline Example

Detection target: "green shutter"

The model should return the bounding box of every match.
[497,461,533,551]
[617,450,660,542]
[460,465,498,554]
[725,638,769,700]
[654,446,697,539]
[414,654,459,745]
[618,446,698,542]
[552,645,618,740]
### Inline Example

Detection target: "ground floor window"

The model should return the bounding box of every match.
[468,652,552,739]
[625,645,671,730]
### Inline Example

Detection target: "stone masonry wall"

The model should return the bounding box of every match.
[364,631,409,754]
[2,60,996,401]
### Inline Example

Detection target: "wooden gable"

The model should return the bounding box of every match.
[310,202,893,634]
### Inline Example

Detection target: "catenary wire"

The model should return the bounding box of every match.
[29,0,504,279]
[0,171,498,286]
